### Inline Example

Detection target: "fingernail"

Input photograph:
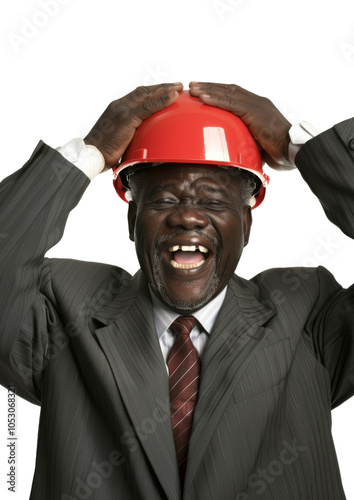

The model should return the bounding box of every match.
[172,82,182,85]
[201,93,211,99]
[190,81,199,84]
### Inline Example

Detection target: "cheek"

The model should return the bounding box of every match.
[134,219,150,254]
[217,216,245,261]
[133,214,161,262]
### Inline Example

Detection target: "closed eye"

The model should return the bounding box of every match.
[200,199,226,210]
[152,199,179,209]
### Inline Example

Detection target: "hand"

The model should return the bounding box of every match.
[189,82,294,170]
[84,83,184,169]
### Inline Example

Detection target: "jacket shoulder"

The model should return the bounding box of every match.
[234,266,341,316]
[41,258,132,313]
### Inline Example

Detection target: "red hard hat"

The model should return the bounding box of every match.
[112,91,269,208]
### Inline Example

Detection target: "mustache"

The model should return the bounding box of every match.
[155,230,219,252]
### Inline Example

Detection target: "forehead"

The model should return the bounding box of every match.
[134,163,241,191]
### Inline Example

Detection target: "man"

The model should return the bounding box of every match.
[0,82,353,499]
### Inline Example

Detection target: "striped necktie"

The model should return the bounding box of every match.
[167,316,200,481]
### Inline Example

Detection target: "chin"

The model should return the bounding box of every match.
[151,268,221,314]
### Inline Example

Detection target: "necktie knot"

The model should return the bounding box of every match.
[170,316,196,337]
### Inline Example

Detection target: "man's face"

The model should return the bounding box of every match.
[128,163,252,314]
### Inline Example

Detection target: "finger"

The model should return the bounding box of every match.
[189,81,232,90]
[131,90,180,122]
[189,82,259,102]
[189,81,241,94]
[109,84,182,120]
[127,82,183,104]
[189,82,229,98]
[189,84,253,117]
[196,92,250,120]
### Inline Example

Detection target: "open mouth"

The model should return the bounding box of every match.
[168,245,210,270]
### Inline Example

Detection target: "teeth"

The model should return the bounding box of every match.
[168,244,209,253]
[170,259,206,270]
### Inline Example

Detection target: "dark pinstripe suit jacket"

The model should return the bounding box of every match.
[0,119,354,500]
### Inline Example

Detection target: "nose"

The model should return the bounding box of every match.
[166,204,209,230]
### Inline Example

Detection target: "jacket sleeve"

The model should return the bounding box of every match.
[296,118,354,408]
[296,118,354,237]
[0,141,90,404]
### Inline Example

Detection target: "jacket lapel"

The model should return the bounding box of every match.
[93,271,181,500]
[184,274,276,491]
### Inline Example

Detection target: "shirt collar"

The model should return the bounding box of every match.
[149,286,228,340]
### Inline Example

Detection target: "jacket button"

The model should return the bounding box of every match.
[349,138,354,150]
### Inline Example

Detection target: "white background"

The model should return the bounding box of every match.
[0,0,354,498]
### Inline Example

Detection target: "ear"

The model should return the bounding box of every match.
[242,205,252,247]
[127,201,137,242]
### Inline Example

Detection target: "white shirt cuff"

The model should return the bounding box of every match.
[57,138,105,180]
[288,121,318,164]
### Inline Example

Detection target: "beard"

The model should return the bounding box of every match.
[149,230,222,313]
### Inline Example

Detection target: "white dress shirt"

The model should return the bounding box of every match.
[149,286,228,369]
